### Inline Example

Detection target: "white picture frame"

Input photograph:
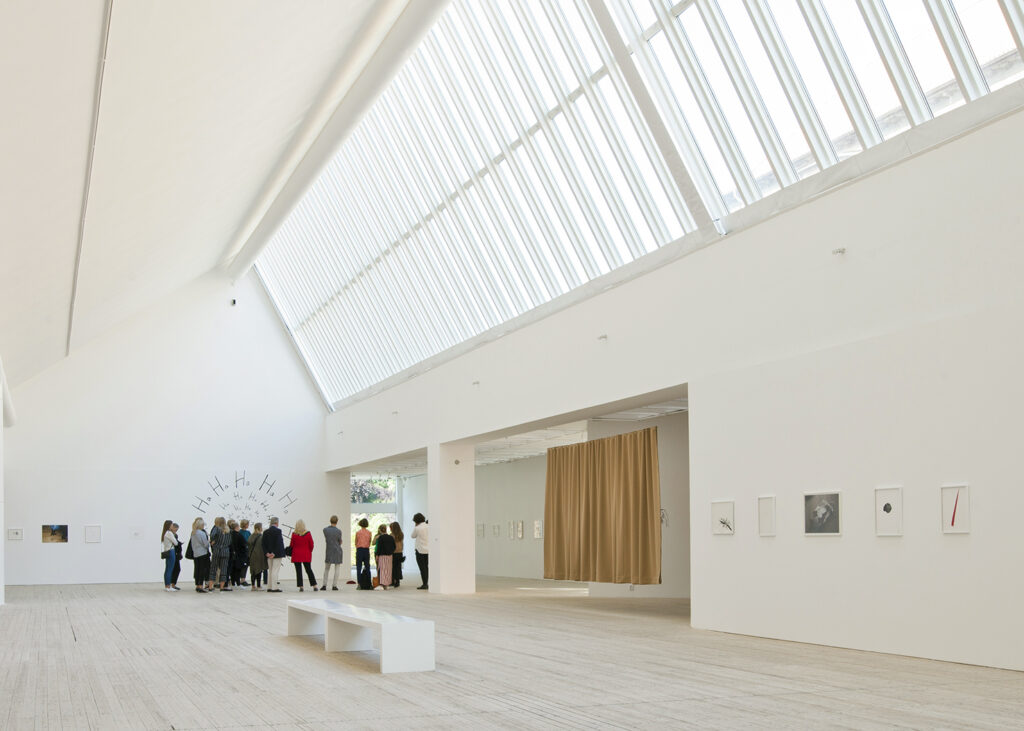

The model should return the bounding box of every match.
[84,525,102,544]
[492,524,500,537]
[941,484,970,534]
[516,520,524,539]
[804,492,841,535]
[874,486,902,537]
[533,519,543,539]
[757,495,776,537]
[7,528,23,541]
[476,523,485,538]
[711,500,735,535]
[508,520,515,541]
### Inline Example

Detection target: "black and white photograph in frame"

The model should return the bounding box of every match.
[941,484,970,534]
[757,495,776,537]
[804,492,841,535]
[875,486,902,536]
[711,500,735,535]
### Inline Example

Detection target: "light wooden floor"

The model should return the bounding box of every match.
[1,576,1021,730]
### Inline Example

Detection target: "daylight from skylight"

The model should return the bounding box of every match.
[256,0,1024,407]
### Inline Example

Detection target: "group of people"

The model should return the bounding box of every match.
[159,513,429,593]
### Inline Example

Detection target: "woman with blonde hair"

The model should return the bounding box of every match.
[288,519,317,591]
[190,517,211,593]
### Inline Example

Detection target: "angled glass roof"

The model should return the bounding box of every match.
[256,0,1024,408]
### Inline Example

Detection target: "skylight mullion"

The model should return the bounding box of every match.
[369,100,488,337]
[258,245,301,327]
[475,4,624,270]
[402,59,522,324]
[921,0,990,101]
[505,0,645,262]
[399,62,521,324]
[576,0,694,231]
[383,81,515,327]
[454,5,600,284]
[742,0,838,169]
[345,134,450,357]
[795,0,883,148]
[420,39,550,308]
[855,0,932,126]
[651,0,762,205]
[998,0,1024,58]
[433,16,564,301]
[700,0,799,187]
[541,0,672,245]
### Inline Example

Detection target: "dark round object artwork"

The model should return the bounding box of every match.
[882,502,893,514]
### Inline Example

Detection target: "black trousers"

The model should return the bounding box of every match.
[171,557,181,586]
[415,550,428,587]
[294,562,317,587]
[193,555,211,586]
[392,551,404,585]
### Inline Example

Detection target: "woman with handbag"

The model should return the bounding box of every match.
[190,517,211,593]
[247,522,267,591]
[161,520,179,592]
[289,520,317,591]
[389,521,404,588]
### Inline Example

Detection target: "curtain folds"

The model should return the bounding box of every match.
[544,427,661,584]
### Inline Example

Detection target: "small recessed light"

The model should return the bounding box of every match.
[597,334,608,341]
[392,410,399,416]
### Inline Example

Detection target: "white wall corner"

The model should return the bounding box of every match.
[1,355,16,427]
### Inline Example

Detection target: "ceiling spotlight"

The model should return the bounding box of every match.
[597,334,608,341]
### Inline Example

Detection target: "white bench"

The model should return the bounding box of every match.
[286,599,435,673]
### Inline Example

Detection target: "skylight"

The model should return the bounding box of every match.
[256,0,1024,408]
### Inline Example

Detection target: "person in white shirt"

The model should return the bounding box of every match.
[411,513,429,590]
[161,520,180,592]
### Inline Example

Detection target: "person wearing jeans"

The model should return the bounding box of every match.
[411,513,429,590]
[262,517,286,592]
[161,520,179,592]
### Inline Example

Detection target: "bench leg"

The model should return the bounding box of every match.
[287,607,325,637]
[379,622,435,673]
[325,617,375,652]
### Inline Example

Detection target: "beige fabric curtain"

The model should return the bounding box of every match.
[544,427,661,584]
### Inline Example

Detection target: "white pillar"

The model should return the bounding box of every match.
[426,442,475,594]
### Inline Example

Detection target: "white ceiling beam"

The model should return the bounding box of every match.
[223,0,450,281]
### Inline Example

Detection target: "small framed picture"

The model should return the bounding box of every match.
[533,520,543,539]
[508,521,515,541]
[757,495,776,537]
[42,525,69,543]
[476,523,485,538]
[711,500,735,535]
[804,492,841,535]
[492,524,500,537]
[516,520,524,539]
[875,486,902,536]
[7,528,23,541]
[941,484,970,534]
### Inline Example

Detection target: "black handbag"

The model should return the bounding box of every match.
[160,550,170,559]
[185,541,194,560]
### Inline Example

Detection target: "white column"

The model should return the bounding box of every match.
[426,442,475,594]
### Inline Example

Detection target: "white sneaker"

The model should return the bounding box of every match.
[165,587,174,592]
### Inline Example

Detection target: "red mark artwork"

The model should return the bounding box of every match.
[950,488,960,527]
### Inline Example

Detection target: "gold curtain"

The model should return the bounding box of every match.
[544,427,661,584]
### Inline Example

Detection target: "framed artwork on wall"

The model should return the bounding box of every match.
[534,519,543,539]
[508,520,515,540]
[492,524,500,537]
[757,495,776,537]
[476,523,485,538]
[84,525,102,544]
[42,525,69,543]
[516,520,524,539]
[711,500,735,535]
[941,484,970,534]
[7,528,23,541]
[874,487,902,536]
[804,492,840,535]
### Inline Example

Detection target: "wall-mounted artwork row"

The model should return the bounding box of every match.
[804,492,840,535]
[711,501,735,535]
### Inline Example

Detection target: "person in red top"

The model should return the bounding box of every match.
[289,520,318,591]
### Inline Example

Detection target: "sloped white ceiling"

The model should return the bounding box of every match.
[0,0,418,387]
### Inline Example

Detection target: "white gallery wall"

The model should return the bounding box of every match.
[587,413,689,599]
[324,103,1024,670]
[474,456,547,579]
[4,272,346,585]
